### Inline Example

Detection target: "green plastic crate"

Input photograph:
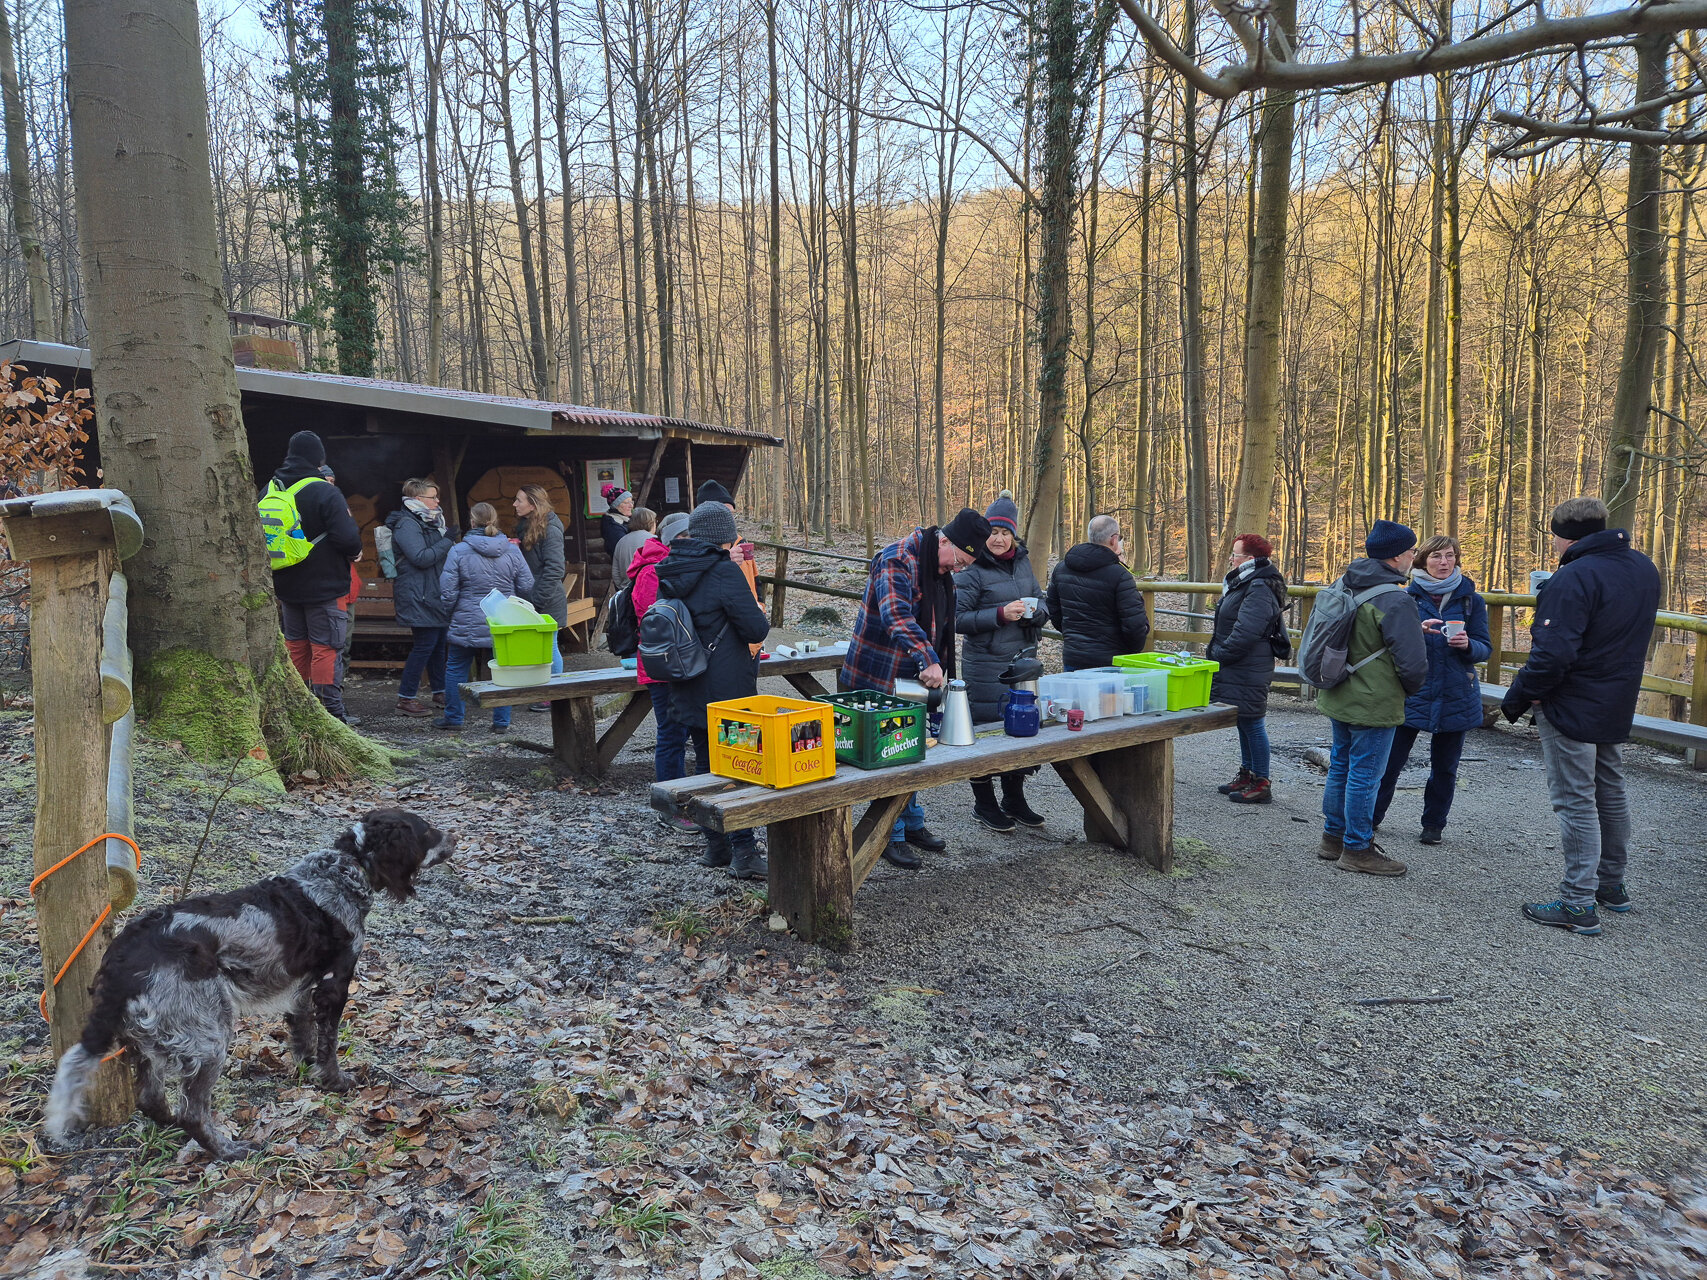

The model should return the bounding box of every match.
[1112,651,1219,710]
[814,691,927,769]
[488,619,559,666]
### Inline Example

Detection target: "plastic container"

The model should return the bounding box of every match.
[1037,671,1128,722]
[490,662,552,687]
[814,691,927,770]
[1112,651,1220,710]
[706,695,836,789]
[480,589,542,625]
[1075,665,1170,715]
[488,618,559,666]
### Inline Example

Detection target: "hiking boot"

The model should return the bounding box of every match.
[1228,777,1272,805]
[882,841,921,869]
[1522,899,1601,935]
[396,697,433,718]
[698,844,732,868]
[1419,827,1443,845]
[1336,842,1408,877]
[658,812,700,833]
[1218,767,1254,796]
[1319,832,1344,860]
[728,847,769,880]
[1000,775,1046,827]
[971,779,1016,833]
[489,723,509,734]
[432,692,446,707]
[1595,883,1633,913]
[528,701,551,713]
[433,717,462,731]
[904,827,946,852]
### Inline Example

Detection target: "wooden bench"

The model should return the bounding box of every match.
[460,650,848,777]
[651,703,1237,944]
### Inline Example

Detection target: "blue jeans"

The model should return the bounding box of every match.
[549,633,564,676]
[442,643,510,728]
[649,682,693,781]
[400,626,448,699]
[891,794,926,842]
[1236,717,1271,779]
[1372,726,1465,832]
[1322,719,1396,850]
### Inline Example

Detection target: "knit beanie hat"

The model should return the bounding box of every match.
[285,430,326,469]
[695,478,735,507]
[601,482,631,508]
[659,511,692,542]
[687,500,738,546]
[941,507,992,557]
[1364,519,1417,561]
[984,490,1019,533]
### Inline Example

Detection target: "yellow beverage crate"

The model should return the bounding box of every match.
[706,695,836,789]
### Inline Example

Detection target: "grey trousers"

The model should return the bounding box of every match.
[1537,713,1631,907]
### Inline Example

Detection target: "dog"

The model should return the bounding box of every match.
[43,807,454,1158]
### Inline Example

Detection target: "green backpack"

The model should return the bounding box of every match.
[258,476,327,570]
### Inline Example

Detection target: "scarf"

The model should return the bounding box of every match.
[1411,565,1463,598]
[1226,557,1263,589]
[404,497,445,532]
[916,527,957,678]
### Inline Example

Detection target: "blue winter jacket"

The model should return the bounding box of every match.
[440,531,535,649]
[1402,575,1492,734]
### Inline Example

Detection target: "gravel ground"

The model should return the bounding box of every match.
[345,658,1707,1180]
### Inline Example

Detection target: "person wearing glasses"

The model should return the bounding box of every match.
[1207,533,1290,806]
[1044,514,1150,671]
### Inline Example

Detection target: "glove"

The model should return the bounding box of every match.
[1500,693,1532,724]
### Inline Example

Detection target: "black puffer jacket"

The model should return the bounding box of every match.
[1207,559,1286,721]
[955,543,1046,723]
[1045,542,1150,670]
[655,539,771,728]
[515,510,568,627]
[384,506,457,628]
[1504,528,1661,743]
[266,441,362,605]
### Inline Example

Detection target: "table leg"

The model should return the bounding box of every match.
[596,690,655,772]
[766,806,855,948]
[550,697,598,775]
[1094,738,1175,872]
[783,671,830,698]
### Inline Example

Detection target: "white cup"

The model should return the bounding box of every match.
[1441,620,1465,640]
[1019,596,1038,618]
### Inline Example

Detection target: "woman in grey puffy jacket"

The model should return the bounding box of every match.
[512,484,568,679]
[955,493,1048,832]
[436,502,534,733]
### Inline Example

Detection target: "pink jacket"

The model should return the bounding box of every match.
[628,536,673,686]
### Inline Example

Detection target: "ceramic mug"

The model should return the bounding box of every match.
[1441,620,1466,639]
[1019,595,1039,618]
[1066,708,1085,731]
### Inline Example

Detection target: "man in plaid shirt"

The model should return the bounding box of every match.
[841,508,991,868]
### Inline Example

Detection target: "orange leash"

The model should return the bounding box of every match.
[29,832,141,1061]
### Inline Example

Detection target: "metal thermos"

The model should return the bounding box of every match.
[999,647,1044,697]
[939,680,975,746]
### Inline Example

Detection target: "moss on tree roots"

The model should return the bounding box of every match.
[137,638,396,786]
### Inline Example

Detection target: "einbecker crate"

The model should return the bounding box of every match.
[814,691,927,770]
[706,695,835,789]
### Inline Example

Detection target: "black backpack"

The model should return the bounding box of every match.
[604,585,640,659]
[637,593,729,682]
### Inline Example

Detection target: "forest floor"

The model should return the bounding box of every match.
[2,540,1705,1277]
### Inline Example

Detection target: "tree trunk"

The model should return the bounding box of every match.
[1603,32,1672,532]
[550,0,585,403]
[323,0,378,375]
[488,0,547,398]
[1178,1,1211,583]
[64,0,387,782]
[767,0,785,535]
[0,0,52,339]
[419,0,445,385]
[1222,0,1295,551]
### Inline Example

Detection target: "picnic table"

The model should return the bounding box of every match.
[651,703,1237,945]
[460,650,848,777]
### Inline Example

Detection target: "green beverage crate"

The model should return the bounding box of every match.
[1112,651,1219,710]
[814,691,927,769]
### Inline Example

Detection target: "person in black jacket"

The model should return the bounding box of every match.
[655,501,772,880]
[599,483,634,557]
[1502,497,1661,936]
[1207,533,1288,806]
[267,431,362,721]
[1045,515,1149,670]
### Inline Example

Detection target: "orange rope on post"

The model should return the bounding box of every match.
[29,832,141,1060]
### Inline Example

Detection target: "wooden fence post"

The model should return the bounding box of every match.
[770,546,789,627]
[1139,589,1154,650]
[1486,603,1505,685]
[1691,632,1707,770]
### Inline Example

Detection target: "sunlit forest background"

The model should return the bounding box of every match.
[2,0,1702,597]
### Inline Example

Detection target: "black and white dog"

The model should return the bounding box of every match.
[44,808,454,1158]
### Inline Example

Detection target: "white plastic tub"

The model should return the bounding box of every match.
[491,661,552,687]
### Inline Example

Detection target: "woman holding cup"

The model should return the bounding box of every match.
[954,492,1048,831]
[1371,534,1492,844]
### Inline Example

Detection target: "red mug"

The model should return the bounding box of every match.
[1066,708,1085,731]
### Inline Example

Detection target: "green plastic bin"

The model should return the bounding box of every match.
[814,691,927,769]
[1112,652,1219,710]
[488,620,559,667]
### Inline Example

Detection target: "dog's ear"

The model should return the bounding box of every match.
[358,809,426,902]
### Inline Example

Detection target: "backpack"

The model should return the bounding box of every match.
[372,524,397,579]
[637,593,729,682]
[1297,579,1408,689]
[1267,609,1293,660]
[604,584,640,659]
[258,477,326,570]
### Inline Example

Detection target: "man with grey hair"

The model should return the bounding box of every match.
[1502,496,1660,935]
[1045,515,1150,670]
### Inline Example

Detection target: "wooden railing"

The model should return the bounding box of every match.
[752,539,1707,732]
